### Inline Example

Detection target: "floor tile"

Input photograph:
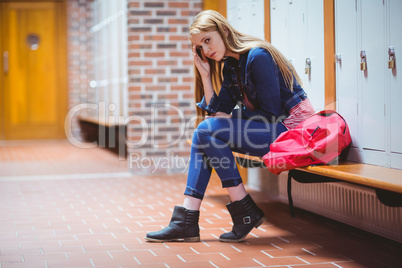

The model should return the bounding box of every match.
[0,140,401,268]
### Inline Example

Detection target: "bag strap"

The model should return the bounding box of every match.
[316,110,348,135]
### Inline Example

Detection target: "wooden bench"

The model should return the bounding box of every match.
[233,151,402,216]
[78,116,127,158]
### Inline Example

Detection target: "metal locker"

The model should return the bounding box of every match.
[335,0,359,154]
[249,0,265,40]
[227,0,242,33]
[287,0,307,89]
[360,0,387,155]
[389,0,402,168]
[227,0,265,41]
[270,0,290,57]
[271,0,325,111]
[305,0,325,110]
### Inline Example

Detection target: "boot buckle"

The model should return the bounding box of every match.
[243,216,251,224]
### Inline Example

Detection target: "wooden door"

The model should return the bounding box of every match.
[0,1,67,140]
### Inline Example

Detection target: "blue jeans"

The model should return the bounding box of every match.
[184,118,288,199]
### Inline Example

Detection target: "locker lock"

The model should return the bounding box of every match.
[360,50,367,71]
[305,58,311,75]
[388,46,395,69]
[336,53,342,63]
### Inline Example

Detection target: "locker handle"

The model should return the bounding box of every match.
[388,46,395,69]
[360,50,367,71]
[3,51,8,74]
[305,58,311,75]
[336,53,342,63]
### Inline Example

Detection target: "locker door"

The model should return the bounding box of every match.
[249,0,265,40]
[361,0,387,155]
[227,0,265,40]
[227,0,241,31]
[389,0,402,168]
[287,0,307,84]
[305,0,325,111]
[335,0,359,153]
[270,0,290,57]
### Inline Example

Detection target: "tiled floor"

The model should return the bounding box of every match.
[0,141,401,268]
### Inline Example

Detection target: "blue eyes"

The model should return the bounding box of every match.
[196,38,211,50]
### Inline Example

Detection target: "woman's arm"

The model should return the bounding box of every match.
[192,45,214,105]
[193,45,236,116]
[242,49,283,122]
[196,65,237,116]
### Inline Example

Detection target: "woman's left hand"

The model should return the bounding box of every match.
[205,112,232,119]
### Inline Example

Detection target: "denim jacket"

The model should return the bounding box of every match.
[196,47,308,123]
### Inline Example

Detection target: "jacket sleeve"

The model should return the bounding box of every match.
[241,49,284,122]
[196,64,237,115]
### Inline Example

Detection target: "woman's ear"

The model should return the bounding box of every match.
[223,26,229,37]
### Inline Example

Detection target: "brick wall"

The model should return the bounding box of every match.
[65,0,202,174]
[66,0,94,141]
[126,0,202,174]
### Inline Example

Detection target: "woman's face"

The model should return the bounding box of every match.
[191,31,237,61]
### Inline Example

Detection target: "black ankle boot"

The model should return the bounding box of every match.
[145,206,200,242]
[219,194,265,243]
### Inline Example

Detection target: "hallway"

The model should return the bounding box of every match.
[0,141,401,268]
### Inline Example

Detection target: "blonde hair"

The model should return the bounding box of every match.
[189,10,303,126]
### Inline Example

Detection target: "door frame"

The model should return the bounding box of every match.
[0,0,68,140]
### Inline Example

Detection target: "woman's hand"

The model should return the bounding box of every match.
[192,45,210,79]
[205,112,232,119]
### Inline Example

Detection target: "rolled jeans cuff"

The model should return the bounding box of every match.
[184,186,204,200]
[221,177,243,188]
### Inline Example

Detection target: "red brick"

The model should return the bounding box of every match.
[157,60,178,66]
[128,60,152,66]
[128,35,140,41]
[168,2,190,8]
[145,69,166,74]
[171,85,191,91]
[128,86,141,91]
[157,27,178,33]
[128,18,140,24]
[128,2,139,8]
[183,77,194,83]
[144,18,164,24]
[170,51,191,57]
[168,18,189,24]
[169,35,189,41]
[145,85,166,91]
[129,44,152,49]
[183,60,194,66]
[144,52,165,57]
[144,35,165,41]
[128,52,140,58]
[130,10,151,16]
[128,69,141,75]
[156,10,176,16]
[181,10,200,16]
[144,2,164,8]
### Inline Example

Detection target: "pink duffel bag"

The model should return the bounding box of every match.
[262,110,352,175]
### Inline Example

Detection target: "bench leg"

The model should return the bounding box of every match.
[287,171,295,217]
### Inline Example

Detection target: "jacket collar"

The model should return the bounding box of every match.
[225,50,249,68]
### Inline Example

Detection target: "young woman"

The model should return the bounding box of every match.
[145,10,315,243]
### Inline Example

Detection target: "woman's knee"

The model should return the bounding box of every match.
[193,119,214,139]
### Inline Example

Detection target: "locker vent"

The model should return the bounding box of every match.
[278,178,402,243]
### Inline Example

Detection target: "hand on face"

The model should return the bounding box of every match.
[192,44,211,78]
